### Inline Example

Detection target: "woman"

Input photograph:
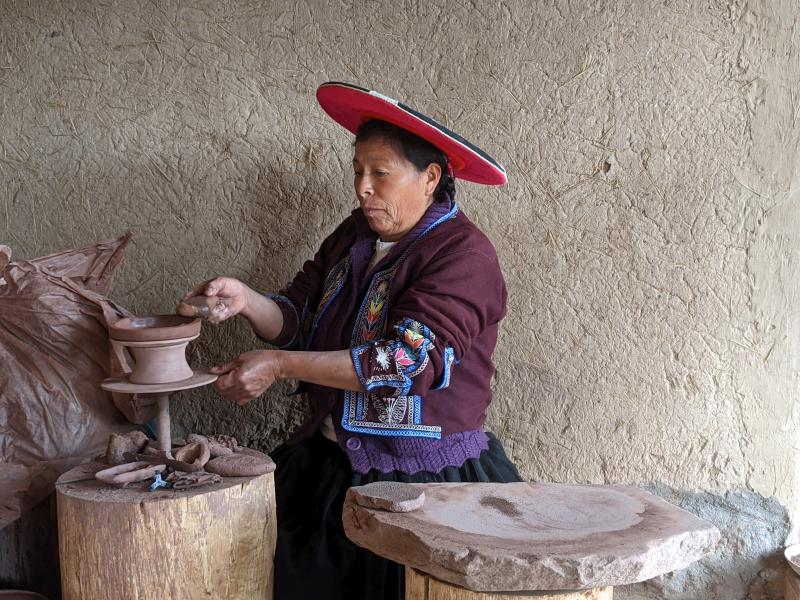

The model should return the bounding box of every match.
[179,82,522,600]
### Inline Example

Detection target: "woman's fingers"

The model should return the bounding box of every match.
[210,360,236,375]
[178,278,247,323]
[180,279,214,302]
[204,278,224,297]
[212,360,259,405]
[211,350,280,406]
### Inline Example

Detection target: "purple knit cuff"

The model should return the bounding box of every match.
[266,294,299,348]
[343,429,490,475]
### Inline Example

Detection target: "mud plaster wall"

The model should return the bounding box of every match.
[0,1,798,598]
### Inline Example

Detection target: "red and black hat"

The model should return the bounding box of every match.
[316,82,507,186]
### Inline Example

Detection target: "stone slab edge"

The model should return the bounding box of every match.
[342,483,721,592]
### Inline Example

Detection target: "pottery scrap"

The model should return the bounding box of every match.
[187,433,237,457]
[95,461,167,486]
[167,471,223,490]
[125,452,206,473]
[205,453,276,477]
[104,431,149,465]
[353,481,425,513]
[208,433,238,450]
[173,441,211,470]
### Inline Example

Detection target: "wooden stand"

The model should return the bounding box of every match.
[786,568,800,600]
[406,569,613,599]
[56,463,276,600]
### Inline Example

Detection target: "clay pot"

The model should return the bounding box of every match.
[109,315,201,384]
[110,315,201,342]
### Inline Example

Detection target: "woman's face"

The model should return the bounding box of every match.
[353,137,441,242]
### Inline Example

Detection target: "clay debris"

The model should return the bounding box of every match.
[95,461,166,486]
[173,441,211,471]
[105,431,149,465]
[97,430,273,489]
[166,471,222,490]
[176,295,232,319]
[187,433,237,457]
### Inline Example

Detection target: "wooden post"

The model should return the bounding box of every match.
[154,393,172,456]
[786,568,800,600]
[57,464,276,600]
[406,569,613,600]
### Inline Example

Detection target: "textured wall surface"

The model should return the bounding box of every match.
[1,1,799,597]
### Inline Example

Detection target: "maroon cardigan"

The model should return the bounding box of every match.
[269,198,506,459]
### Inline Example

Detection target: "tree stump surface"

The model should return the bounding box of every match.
[57,462,275,600]
[344,482,720,592]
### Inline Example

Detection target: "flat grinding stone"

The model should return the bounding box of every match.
[343,482,720,592]
[353,481,425,512]
[205,452,276,477]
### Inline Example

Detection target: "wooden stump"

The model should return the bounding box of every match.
[56,463,275,600]
[786,568,800,600]
[406,569,613,600]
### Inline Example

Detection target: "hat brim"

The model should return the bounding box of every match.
[316,82,507,186]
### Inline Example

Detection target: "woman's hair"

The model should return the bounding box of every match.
[355,120,456,203]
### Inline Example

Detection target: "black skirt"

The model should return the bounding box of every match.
[271,431,522,600]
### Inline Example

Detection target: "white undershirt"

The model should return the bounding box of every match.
[319,238,398,442]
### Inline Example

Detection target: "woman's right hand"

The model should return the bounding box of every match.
[177,277,251,324]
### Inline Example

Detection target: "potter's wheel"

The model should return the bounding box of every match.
[102,371,217,394]
[103,314,217,457]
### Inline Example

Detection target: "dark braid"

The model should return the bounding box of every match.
[355,120,457,203]
[434,172,456,203]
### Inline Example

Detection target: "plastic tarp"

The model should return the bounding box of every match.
[0,233,147,528]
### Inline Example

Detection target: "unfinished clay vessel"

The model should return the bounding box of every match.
[353,481,425,513]
[205,452,275,477]
[95,461,166,486]
[109,315,201,384]
[110,315,200,342]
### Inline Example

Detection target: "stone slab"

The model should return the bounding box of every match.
[343,482,720,592]
[353,481,426,512]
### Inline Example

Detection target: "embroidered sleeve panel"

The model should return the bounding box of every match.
[351,318,437,397]
[385,248,507,366]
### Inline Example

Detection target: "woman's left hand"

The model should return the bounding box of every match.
[210,350,283,405]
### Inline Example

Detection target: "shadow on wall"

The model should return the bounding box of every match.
[617,483,789,600]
